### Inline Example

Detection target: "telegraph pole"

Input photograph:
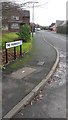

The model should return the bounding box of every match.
[20,1,48,36]
[32,3,34,37]
[22,1,39,37]
[31,2,39,37]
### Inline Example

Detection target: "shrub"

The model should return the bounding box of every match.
[17,24,31,42]
[57,26,66,34]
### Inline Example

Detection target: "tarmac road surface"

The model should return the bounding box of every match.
[14,30,66,118]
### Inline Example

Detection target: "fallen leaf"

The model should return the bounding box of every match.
[30,101,33,105]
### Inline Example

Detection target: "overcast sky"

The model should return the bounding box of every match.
[9,0,67,26]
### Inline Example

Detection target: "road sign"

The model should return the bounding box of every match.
[6,40,22,49]
[5,40,23,63]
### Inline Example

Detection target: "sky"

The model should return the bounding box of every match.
[4,0,68,26]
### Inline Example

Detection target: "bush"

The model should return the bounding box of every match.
[57,26,66,34]
[17,24,31,42]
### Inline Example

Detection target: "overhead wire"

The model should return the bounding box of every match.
[20,1,48,9]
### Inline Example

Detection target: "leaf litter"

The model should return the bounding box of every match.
[47,51,66,87]
[21,51,66,110]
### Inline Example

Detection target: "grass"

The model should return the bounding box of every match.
[1,32,32,67]
[16,42,32,53]
[2,32,19,48]
[5,53,31,73]
[0,36,2,50]
[2,32,32,52]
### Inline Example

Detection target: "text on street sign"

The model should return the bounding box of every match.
[6,40,22,49]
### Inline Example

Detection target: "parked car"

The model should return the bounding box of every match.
[35,27,41,31]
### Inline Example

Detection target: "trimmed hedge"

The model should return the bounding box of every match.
[56,26,68,35]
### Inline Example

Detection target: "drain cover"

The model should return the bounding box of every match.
[37,61,45,66]
[10,67,36,79]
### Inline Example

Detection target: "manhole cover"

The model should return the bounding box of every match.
[10,67,36,79]
[37,61,45,66]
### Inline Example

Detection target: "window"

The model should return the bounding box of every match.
[11,16,19,20]
[11,23,19,29]
[2,25,8,30]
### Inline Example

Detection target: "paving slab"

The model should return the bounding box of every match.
[10,67,36,79]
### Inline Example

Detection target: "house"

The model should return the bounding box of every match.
[49,23,56,31]
[59,21,66,27]
[56,20,68,34]
[55,20,64,27]
[2,2,30,32]
[55,20,64,31]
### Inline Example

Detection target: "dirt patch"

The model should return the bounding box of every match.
[2,49,21,64]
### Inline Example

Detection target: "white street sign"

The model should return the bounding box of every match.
[6,40,22,49]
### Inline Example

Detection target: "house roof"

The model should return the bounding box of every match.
[56,20,64,27]
[60,21,66,26]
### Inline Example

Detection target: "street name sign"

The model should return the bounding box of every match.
[6,40,22,49]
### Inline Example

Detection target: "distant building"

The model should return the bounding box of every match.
[55,20,64,32]
[55,20,64,27]
[56,20,68,34]
[49,23,56,31]
[59,21,66,27]
[49,20,68,34]
[2,2,30,32]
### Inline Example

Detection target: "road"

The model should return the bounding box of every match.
[2,30,56,117]
[14,30,66,118]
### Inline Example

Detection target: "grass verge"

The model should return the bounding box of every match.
[1,32,32,67]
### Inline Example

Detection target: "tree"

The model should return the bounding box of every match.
[17,24,31,42]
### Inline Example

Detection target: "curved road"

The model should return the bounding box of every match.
[2,30,56,117]
[14,30,66,118]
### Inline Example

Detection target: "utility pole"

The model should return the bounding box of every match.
[22,1,39,37]
[20,1,48,36]
[32,3,34,37]
[31,2,38,37]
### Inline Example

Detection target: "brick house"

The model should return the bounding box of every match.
[49,23,56,31]
[2,2,30,32]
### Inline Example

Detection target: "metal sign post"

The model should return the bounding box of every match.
[20,44,22,56]
[5,42,8,64]
[5,40,22,63]
[14,46,16,60]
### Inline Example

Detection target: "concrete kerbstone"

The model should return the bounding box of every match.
[3,92,34,118]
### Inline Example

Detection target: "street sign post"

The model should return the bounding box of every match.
[6,40,22,49]
[5,40,22,63]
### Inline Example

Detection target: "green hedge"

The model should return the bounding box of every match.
[56,26,68,35]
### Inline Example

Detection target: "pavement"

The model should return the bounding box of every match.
[2,31,58,118]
